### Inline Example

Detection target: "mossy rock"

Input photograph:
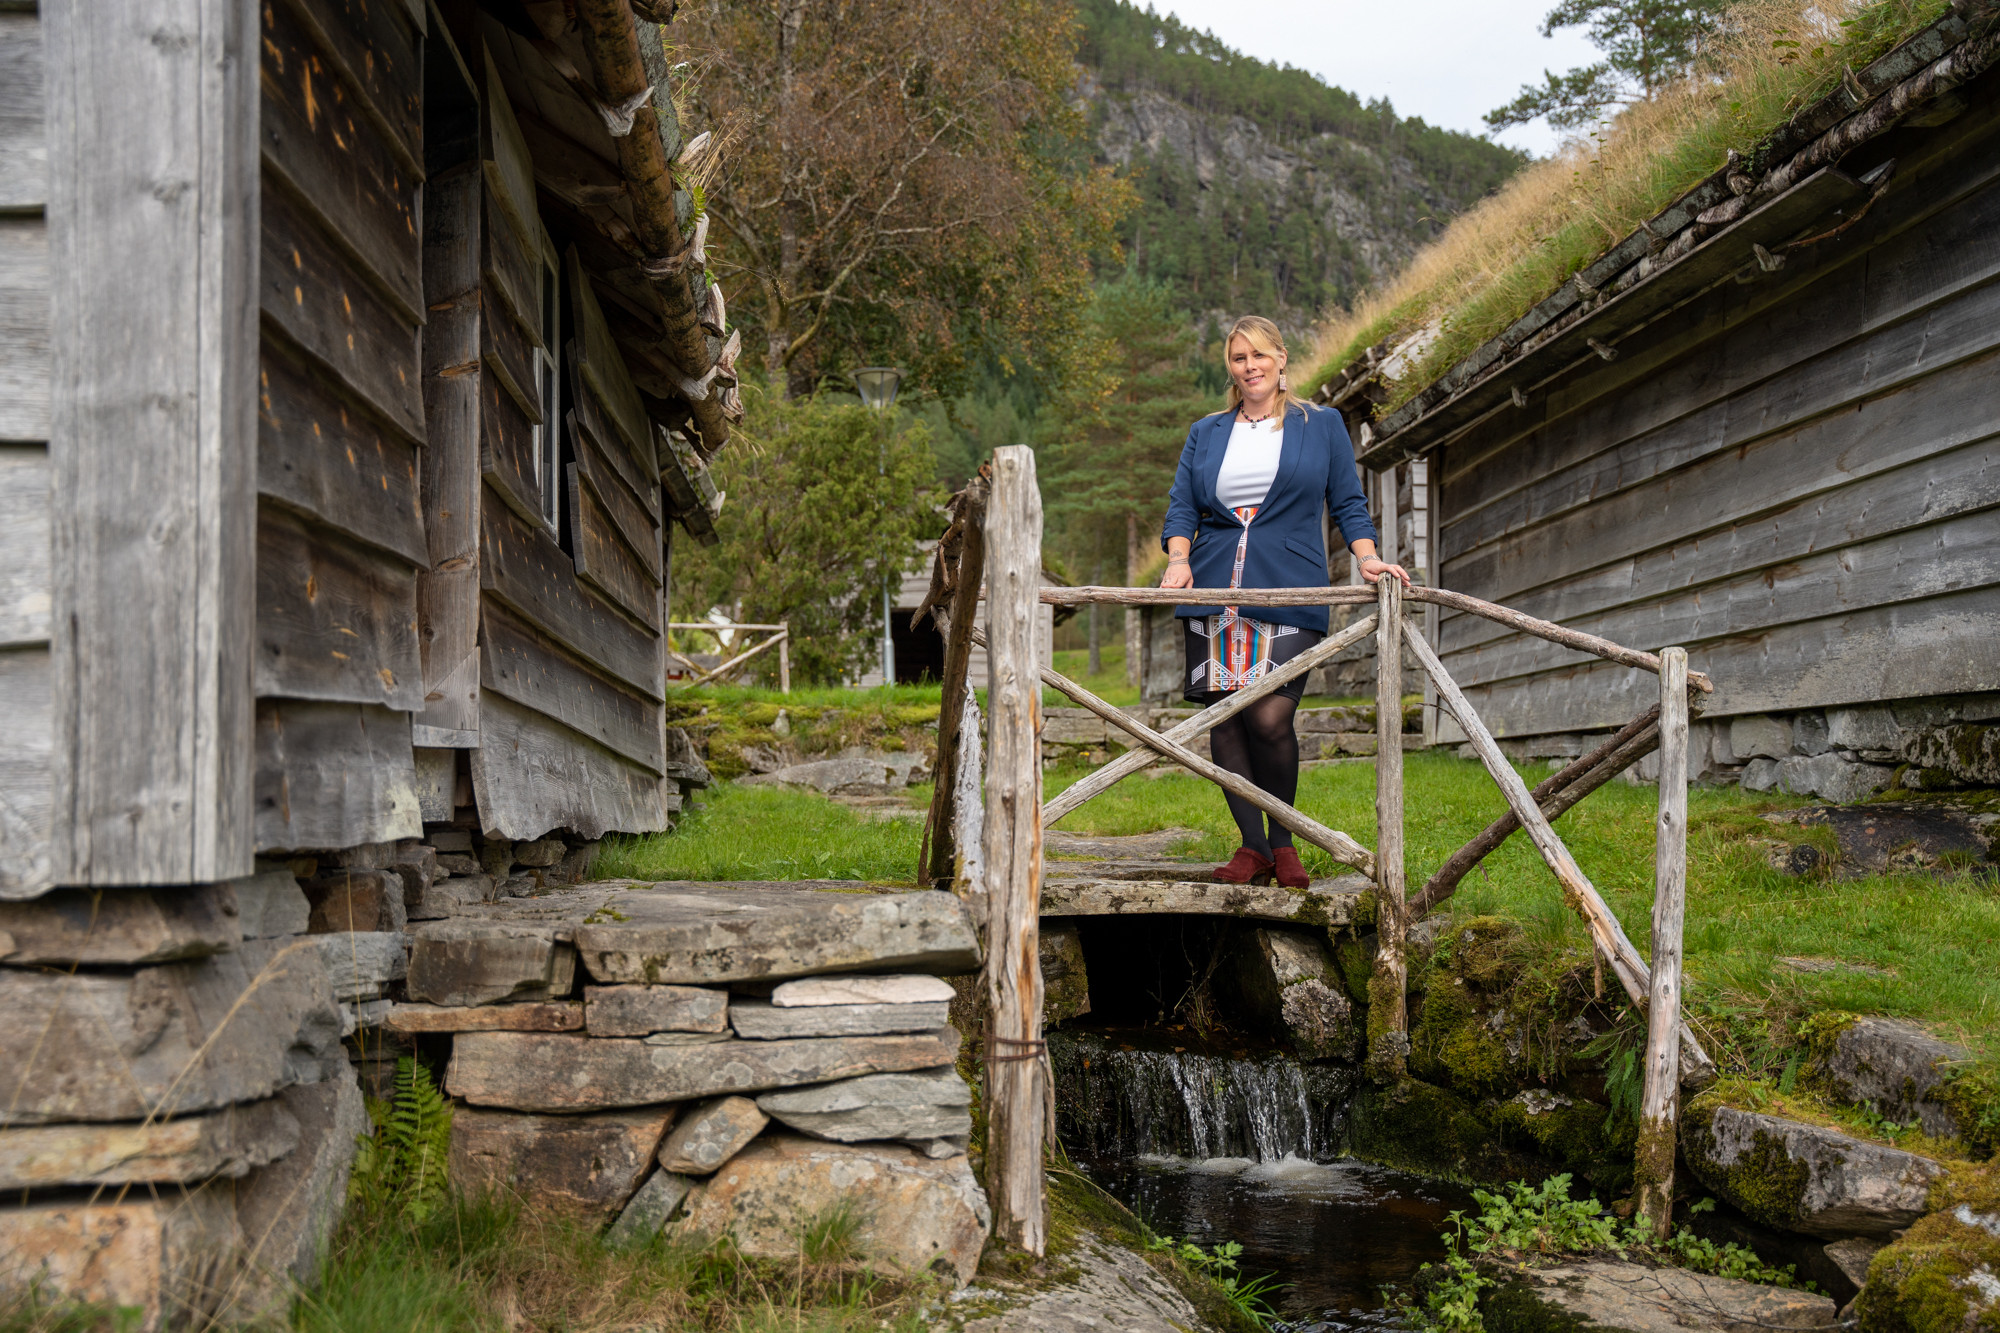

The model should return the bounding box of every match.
[1476,1273,1617,1333]
[1679,1097,1814,1232]
[1433,915,1524,986]
[1854,1205,2000,1332]
[1331,929,1375,1005]
[1348,1077,1536,1182]
[1492,1091,1632,1193]
[1939,1066,2000,1161]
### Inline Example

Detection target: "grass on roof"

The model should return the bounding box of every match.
[1302,0,1953,415]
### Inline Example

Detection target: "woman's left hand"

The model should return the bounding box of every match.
[1360,557,1412,588]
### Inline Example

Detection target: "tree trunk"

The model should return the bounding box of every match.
[769,0,804,388]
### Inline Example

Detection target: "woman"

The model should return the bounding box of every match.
[1161,316,1409,888]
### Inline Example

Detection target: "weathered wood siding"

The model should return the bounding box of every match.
[254,0,427,850]
[1434,90,2000,738]
[0,9,50,895]
[43,0,260,889]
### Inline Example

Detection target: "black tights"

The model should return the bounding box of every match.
[1205,693,1300,856]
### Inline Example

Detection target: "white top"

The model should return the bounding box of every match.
[1213,417,1285,511]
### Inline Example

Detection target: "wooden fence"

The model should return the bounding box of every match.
[667,621,790,692]
[919,446,1713,1253]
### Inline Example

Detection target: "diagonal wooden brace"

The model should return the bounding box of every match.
[1043,613,1379,825]
[973,630,1376,877]
[1402,620,1716,1088]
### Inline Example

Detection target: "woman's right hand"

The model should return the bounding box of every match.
[1161,558,1194,590]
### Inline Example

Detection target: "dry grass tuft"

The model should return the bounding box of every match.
[1303,0,1952,411]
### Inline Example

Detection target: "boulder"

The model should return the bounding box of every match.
[730,998,950,1039]
[1902,721,2000,785]
[770,974,956,1007]
[1482,1258,1838,1331]
[1818,1016,1972,1140]
[303,870,406,934]
[435,853,481,876]
[736,748,928,796]
[756,1068,972,1143]
[407,873,492,920]
[304,930,409,1001]
[406,921,576,1006]
[514,838,567,868]
[585,983,729,1036]
[234,1067,367,1308]
[1821,1236,1885,1287]
[1793,711,1831,757]
[1680,1103,1947,1237]
[605,1169,694,1247]
[448,1106,676,1221]
[1854,1201,2000,1331]
[1774,753,1894,805]
[657,1096,768,1174]
[0,1098,300,1190]
[383,1001,583,1034]
[1225,925,1360,1060]
[446,1028,960,1113]
[1741,757,1782,792]
[1730,716,1792,761]
[0,882,239,965]
[1041,924,1091,1025]
[570,886,977,985]
[1827,706,1901,752]
[678,1135,989,1283]
[959,1230,1204,1333]
[232,872,312,939]
[0,938,342,1125]
[0,1188,244,1333]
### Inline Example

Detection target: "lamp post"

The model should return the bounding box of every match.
[854,367,903,687]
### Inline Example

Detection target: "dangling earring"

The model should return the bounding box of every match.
[1278,369,1289,391]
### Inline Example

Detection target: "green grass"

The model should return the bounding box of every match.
[603,751,2000,1060]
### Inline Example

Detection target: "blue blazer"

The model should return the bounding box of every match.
[1161,402,1377,635]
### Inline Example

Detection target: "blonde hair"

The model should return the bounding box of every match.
[1223,315,1301,417]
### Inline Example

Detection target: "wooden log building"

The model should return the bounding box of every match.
[1,0,735,1314]
[1318,5,2000,792]
[3,0,733,899]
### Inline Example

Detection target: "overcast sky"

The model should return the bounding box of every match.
[1152,0,1604,158]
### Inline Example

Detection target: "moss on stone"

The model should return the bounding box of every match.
[1348,1077,1533,1182]
[1331,929,1375,1005]
[1477,1274,1617,1333]
[1854,1206,2000,1333]
[1938,1064,2000,1161]
[1678,1094,1814,1231]
[1365,962,1410,1083]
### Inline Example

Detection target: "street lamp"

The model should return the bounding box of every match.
[854,367,904,686]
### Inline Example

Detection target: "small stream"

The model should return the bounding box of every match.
[1052,1031,1475,1329]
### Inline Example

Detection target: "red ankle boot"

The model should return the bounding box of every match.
[1271,846,1311,889]
[1213,847,1275,884]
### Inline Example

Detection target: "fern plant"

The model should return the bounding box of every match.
[349,1057,454,1222]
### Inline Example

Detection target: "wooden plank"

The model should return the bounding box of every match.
[481,271,541,420]
[1368,577,1407,1081]
[468,692,671,841]
[1444,501,2000,690]
[47,0,259,886]
[569,361,660,521]
[0,646,52,897]
[1441,434,2000,660]
[1458,584,2000,737]
[253,502,424,710]
[253,698,421,851]
[257,334,427,566]
[0,13,44,212]
[0,445,47,648]
[260,185,424,443]
[0,215,47,442]
[480,486,665,698]
[480,42,540,259]
[481,184,541,346]
[1443,264,2000,569]
[259,0,421,319]
[416,164,481,740]
[479,601,664,772]
[567,248,652,468]
[272,0,423,175]
[981,445,1046,1256]
[570,412,662,580]
[569,463,662,631]
[479,363,544,524]
[1634,647,1688,1238]
[1446,344,2000,608]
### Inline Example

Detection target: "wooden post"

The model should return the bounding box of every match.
[777,621,791,694]
[982,445,1045,1255]
[1636,646,1690,1237]
[924,478,988,885]
[1366,575,1408,1081]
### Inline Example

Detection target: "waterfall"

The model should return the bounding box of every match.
[1050,1031,1355,1163]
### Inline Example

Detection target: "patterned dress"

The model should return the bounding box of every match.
[1183,504,1318,701]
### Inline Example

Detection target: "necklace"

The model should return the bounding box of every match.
[1238,407,1276,424]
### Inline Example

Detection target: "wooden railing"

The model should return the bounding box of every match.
[667,620,790,691]
[923,446,1710,1253]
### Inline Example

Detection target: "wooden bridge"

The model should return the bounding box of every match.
[923,446,1714,1255]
